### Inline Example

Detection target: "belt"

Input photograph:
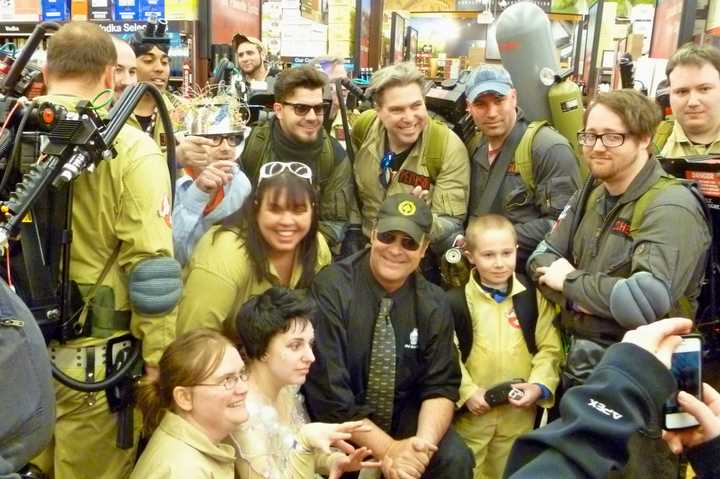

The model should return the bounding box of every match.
[50,337,133,373]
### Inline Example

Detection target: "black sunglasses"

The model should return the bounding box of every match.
[282,101,327,116]
[376,231,421,251]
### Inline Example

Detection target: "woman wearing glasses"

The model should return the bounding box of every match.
[178,161,331,334]
[226,287,380,479]
[131,328,361,479]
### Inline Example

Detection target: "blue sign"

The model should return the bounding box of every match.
[41,0,70,21]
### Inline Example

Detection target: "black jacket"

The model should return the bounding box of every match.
[503,342,719,478]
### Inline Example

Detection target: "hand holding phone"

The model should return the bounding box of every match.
[663,383,720,454]
[663,334,703,430]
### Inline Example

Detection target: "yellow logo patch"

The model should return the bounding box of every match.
[398,200,416,216]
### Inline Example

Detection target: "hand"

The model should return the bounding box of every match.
[328,446,381,479]
[177,136,215,169]
[195,160,235,194]
[301,420,370,454]
[381,436,437,479]
[663,383,720,454]
[508,383,543,408]
[465,387,490,415]
[621,317,693,368]
[536,257,575,291]
[410,185,430,203]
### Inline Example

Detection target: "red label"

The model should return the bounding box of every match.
[499,41,520,52]
[685,170,720,198]
[611,219,631,237]
[397,169,432,191]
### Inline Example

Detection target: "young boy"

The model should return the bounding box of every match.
[451,214,563,479]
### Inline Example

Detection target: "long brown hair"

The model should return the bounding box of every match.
[218,170,320,288]
[136,329,235,434]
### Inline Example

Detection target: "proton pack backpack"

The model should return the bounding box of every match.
[447,273,539,363]
[350,109,450,181]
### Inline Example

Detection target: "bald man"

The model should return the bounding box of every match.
[112,37,137,101]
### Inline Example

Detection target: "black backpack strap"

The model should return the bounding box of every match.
[513,274,539,355]
[446,287,472,363]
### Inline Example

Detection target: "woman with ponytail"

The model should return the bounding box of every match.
[130,329,247,478]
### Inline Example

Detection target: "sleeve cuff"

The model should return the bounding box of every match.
[535,383,551,401]
[182,183,211,214]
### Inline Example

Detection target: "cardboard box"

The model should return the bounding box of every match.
[467,47,485,67]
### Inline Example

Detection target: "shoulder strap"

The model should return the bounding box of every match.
[240,121,271,184]
[465,130,484,157]
[424,119,451,181]
[630,175,679,235]
[446,287,473,363]
[76,243,122,335]
[512,274,539,355]
[652,120,675,155]
[316,133,336,186]
[350,109,378,152]
[513,120,548,195]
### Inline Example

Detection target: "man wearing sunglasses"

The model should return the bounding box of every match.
[241,65,360,252]
[305,193,474,479]
[527,89,710,478]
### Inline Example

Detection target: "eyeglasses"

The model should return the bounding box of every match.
[202,133,245,147]
[258,161,313,184]
[282,101,327,116]
[577,131,628,148]
[376,231,421,251]
[195,368,250,391]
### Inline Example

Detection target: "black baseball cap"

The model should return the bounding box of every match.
[376,193,433,244]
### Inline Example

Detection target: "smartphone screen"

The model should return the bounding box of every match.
[664,335,703,430]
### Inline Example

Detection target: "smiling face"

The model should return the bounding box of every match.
[376,83,428,152]
[583,103,649,190]
[182,345,248,442]
[256,186,313,254]
[465,226,516,290]
[263,319,315,386]
[669,61,720,141]
[274,87,325,144]
[135,45,169,91]
[369,229,429,293]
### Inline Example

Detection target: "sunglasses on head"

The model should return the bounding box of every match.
[282,101,328,116]
[376,231,421,251]
[258,161,313,184]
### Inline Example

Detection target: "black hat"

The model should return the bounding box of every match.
[376,193,432,244]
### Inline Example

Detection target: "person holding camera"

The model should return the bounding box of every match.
[30,22,179,479]
[240,66,360,253]
[504,317,720,479]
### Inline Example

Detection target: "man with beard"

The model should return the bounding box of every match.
[240,65,359,251]
[233,34,268,83]
[659,43,720,157]
[527,89,710,478]
[111,37,137,102]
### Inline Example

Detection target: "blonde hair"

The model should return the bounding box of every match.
[135,329,235,434]
[367,62,425,106]
[465,214,517,251]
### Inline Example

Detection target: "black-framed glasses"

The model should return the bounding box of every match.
[195,368,250,391]
[376,231,421,251]
[282,101,327,116]
[577,131,627,148]
[202,133,245,147]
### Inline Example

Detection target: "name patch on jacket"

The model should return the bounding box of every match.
[610,218,631,238]
[397,169,432,190]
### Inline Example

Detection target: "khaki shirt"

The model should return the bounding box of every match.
[37,94,176,365]
[177,226,332,334]
[660,120,720,157]
[353,116,470,247]
[130,411,236,479]
[457,271,562,408]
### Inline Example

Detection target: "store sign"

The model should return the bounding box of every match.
[0,23,38,34]
[97,21,148,33]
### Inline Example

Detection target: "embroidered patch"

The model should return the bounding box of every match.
[610,218,631,238]
[397,169,432,191]
[158,194,172,228]
[506,308,521,329]
[398,200,416,216]
[507,162,517,174]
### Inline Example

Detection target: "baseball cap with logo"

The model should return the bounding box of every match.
[376,193,433,244]
[465,65,514,102]
[233,34,264,52]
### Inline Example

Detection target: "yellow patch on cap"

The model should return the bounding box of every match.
[398,200,416,216]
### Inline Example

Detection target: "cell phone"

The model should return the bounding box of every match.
[663,334,703,430]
